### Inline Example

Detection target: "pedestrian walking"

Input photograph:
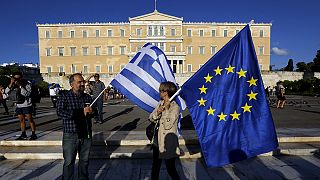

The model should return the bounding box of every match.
[49,83,59,108]
[277,83,286,109]
[57,73,94,180]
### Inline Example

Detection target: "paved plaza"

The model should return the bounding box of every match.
[0,95,319,179]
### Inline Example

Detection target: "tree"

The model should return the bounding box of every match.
[296,49,320,72]
[311,50,320,72]
[296,62,311,72]
[284,59,294,71]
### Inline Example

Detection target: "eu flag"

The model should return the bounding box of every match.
[180,25,278,167]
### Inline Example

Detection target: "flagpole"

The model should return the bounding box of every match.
[89,87,107,107]
[169,88,181,102]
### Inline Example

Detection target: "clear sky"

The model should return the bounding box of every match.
[0,0,319,69]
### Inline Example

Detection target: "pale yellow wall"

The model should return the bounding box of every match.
[38,14,271,75]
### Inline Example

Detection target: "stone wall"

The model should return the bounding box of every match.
[42,71,318,90]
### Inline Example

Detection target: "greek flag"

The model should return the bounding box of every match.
[110,43,186,113]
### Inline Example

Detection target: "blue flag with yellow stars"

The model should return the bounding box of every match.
[180,25,278,167]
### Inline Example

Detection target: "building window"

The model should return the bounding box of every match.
[258,46,264,55]
[45,31,50,39]
[199,64,204,69]
[259,30,264,37]
[148,26,164,36]
[170,46,176,52]
[120,46,126,55]
[46,48,51,56]
[199,46,205,55]
[108,65,113,73]
[83,65,88,74]
[160,26,164,36]
[95,47,100,56]
[58,47,64,56]
[107,46,113,55]
[120,29,125,37]
[211,46,217,55]
[236,30,240,34]
[96,66,101,73]
[259,64,263,70]
[171,29,176,36]
[187,64,192,72]
[108,29,113,37]
[120,64,125,70]
[136,29,141,36]
[136,46,141,52]
[59,66,64,73]
[199,29,204,37]
[71,65,77,73]
[47,67,52,73]
[223,29,228,37]
[148,26,152,36]
[154,26,159,36]
[58,31,63,38]
[95,29,100,37]
[83,30,88,38]
[70,30,75,38]
[82,47,88,56]
[70,47,76,56]
[159,42,165,51]
[187,29,192,37]
[211,29,216,37]
[187,46,192,54]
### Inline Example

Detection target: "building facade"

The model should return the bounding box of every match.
[37,11,271,75]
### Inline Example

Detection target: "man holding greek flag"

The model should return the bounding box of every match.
[110,43,186,114]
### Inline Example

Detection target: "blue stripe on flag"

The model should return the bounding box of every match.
[120,69,160,101]
[111,80,155,112]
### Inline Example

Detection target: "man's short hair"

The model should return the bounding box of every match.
[69,73,83,84]
[94,73,100,78]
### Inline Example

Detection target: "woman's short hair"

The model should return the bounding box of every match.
[159,81,177,98]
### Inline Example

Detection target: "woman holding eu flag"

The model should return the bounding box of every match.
[149,81,181,180]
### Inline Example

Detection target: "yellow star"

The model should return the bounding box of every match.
[206,106,216,115]
[241,103,252,113]
[197,97,207,106]
[217,112,227,121]
[225,65,235,74]
[247,77,258,87]
[214,66,223,76]
[247,91,258,101]
[237,68,247,78]
[230,110,240,120]
[204,73,213,83]
[199,85,208,94]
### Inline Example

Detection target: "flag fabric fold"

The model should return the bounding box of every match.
[180,25,278,167]
[110,43,186,113]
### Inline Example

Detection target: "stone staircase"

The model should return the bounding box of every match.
[1,130,320,160]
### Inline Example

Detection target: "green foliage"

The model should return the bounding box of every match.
[278,77,320,95]
[296,49,320,72]
[284,59,294,71]
[36,81,50,96]
[0,75,10,87]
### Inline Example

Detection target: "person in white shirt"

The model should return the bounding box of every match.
[49,83,59,108]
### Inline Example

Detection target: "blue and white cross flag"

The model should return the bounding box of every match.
[110,43,186,113]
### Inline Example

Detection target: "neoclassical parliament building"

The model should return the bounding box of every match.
[37,11,271,75]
